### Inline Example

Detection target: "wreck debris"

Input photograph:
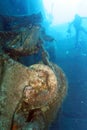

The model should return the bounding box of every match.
[0,13,67,130]
[0,13,43,59]
[39,42,55,72]
[0,26,55,59]
[0,14,55,60]
[1,25,41,57]
[41,27,56,42]
[0,54,31,130]
[0,12,42,31]
[12,63,67,130]
[0,54,67,130]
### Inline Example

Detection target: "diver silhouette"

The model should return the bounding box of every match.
[67,14,87,48]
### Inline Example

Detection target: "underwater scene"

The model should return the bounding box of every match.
[0,0,87,130]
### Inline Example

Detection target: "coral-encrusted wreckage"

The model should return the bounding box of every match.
[0,13,67,130]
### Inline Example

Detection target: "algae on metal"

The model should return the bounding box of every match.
[0,13,67,130]
[0,54,67,130]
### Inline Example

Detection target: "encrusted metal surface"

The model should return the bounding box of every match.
[0,54,67,130]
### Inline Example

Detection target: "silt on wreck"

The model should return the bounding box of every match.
[0,13,68,130]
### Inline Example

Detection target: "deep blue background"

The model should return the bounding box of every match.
[50,54,87,130]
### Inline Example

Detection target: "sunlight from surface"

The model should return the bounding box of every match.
[43,0,87,25]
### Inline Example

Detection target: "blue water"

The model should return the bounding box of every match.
[50,54,87,130]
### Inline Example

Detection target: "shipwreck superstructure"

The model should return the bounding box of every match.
[0,13,67,130]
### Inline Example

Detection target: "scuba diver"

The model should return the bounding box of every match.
[67,14,87,48]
